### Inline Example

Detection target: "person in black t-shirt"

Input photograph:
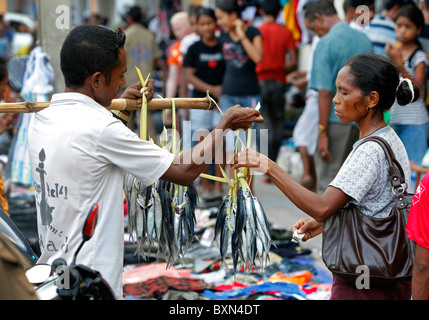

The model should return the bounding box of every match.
[215,0,263,167]
[183,7,226,199]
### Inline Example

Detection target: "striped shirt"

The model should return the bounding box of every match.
[362,14,396,56]
[389,49,429,126]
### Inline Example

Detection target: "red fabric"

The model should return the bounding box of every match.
[122,262,192,285]
[123,276,208,298]
[214,282,247,291]
[407,172,429,249]
[256,22,296,83]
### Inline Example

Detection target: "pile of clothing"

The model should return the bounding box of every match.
[122,231,332,300]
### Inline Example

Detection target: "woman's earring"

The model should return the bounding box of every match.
[367,107,371,112]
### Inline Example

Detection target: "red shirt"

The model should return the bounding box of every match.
[256,22,296,83]
[407,172,429,249]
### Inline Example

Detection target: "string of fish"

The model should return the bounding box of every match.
[124,68,198,265]
[201,102,274,274]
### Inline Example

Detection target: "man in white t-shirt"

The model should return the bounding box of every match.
[27,25,262,299]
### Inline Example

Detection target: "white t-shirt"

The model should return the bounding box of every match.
[330,125,411,218]
[28,93,175,299]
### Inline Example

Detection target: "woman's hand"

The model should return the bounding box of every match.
[385,43,403,67]
[292,217,323,241]
[233,148,270,174]
[234,19,246,39]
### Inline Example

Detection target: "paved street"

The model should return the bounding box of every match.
[251,173,328,272]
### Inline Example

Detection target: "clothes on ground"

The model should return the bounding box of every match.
[122,237,332,301]
[123,275,208,299]
[27,92,175,299]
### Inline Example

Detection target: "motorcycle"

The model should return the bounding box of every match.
[2,204,116,300]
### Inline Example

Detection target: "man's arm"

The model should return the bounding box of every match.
[412,244,429,300]
[161,105,263,186]
[317,89,333,162]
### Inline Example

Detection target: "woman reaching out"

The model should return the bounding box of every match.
[234,53,416,300]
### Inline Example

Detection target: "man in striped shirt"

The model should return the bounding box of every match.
[362,0,406,56]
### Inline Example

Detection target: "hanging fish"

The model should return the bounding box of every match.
[122,68,203,268]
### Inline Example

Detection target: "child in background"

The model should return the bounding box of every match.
[183,7,226,199]
[215,0,263,165]
[386,3,428,173]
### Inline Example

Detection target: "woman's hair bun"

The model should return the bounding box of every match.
[396,77,420,106]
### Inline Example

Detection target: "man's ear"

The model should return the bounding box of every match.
[91,72,104,89]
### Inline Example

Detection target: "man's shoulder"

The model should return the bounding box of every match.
[321,22,372,48]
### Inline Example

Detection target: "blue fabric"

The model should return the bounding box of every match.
[309,22,373,124]
[362,14,397,56]
[203,282,305,300]
[392,123,429,164]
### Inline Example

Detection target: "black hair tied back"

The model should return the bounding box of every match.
[396,77,419,106]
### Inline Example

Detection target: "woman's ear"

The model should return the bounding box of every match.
[367,90,379,111]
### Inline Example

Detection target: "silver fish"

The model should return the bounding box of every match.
[152,184,163,241]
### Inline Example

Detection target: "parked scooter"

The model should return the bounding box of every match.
[23,204,116,300]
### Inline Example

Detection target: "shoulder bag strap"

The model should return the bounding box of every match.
[357,136,407,193]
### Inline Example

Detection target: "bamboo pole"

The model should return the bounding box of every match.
[0,97,213,114]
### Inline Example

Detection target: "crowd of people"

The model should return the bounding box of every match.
[0,0,429,300]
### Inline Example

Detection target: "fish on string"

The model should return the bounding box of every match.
[123,67,199,266]
[202,102,274,275]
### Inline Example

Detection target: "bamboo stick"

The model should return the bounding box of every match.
[0,97,213,114]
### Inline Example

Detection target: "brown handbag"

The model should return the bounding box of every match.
[322,136,415,285]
